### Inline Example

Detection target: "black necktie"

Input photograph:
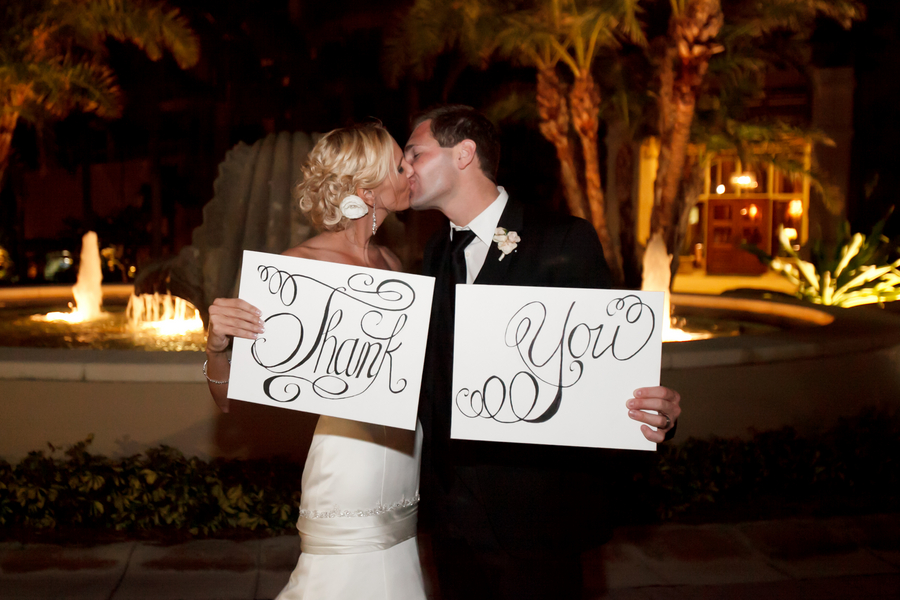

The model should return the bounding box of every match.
[450,229,477,285]
[428,228,478,490]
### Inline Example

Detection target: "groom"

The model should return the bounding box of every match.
[406,105,682,599]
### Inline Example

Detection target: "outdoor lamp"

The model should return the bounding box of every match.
[730,172,758,189]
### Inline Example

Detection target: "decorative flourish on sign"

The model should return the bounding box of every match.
[455,295,655,424]
[251,265,416,403]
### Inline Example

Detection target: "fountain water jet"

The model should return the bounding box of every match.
[642,233,711,342]
[33,231,106,323]
[126,292,203,336]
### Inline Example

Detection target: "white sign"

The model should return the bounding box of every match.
[227,250,434,431]
[451,285,663,451]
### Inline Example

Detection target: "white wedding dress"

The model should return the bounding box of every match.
[275,416,426,600]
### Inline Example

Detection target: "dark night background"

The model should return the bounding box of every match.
[1,0,897,283]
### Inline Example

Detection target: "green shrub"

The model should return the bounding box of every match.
[1,410,897,541]
[0,436,302,539]
[629,409,900,523]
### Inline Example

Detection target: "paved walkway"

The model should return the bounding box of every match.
[1,513,897,599]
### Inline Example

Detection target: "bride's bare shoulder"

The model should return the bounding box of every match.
[281,244,319,259]
[282,234,347,263]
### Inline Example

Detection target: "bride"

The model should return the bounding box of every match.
[204,123,426,599]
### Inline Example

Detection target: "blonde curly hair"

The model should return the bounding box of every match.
[295,123,396,232]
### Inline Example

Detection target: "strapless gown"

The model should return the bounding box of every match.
[275,416,426,600]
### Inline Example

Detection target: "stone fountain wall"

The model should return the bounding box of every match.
[2,301,899,462]
[137,131,316,319]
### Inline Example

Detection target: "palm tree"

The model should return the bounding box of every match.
[387,0,864,286]
[498,0,644,266]
[493,3,588,221]
[649,0,865,262]
[387,0,642,279]
[563,3,643,248]
[0,0,199,190]
[385,0,593,218]
[649,0,724,247]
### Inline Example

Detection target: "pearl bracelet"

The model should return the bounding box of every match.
[203,358,230,385]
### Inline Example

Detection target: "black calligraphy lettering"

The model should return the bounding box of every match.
[458,295,656,424]
[314,309,343,373]
[250,265,418,403]
[347,341,381,378]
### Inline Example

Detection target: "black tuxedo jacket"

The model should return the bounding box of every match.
[419,197,619,555]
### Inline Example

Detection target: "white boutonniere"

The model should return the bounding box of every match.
[493,227,520,261]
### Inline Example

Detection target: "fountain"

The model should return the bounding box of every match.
[2,130,321,354]
[0,131,325,462]
[2,130,898,464]
[0,231,206,351]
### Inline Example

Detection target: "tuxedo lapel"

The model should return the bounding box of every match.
[474,198,525,285]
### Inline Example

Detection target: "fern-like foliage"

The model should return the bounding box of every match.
[744,210,900,307]
[384,0,643,87]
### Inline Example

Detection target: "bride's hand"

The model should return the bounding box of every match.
[207,298,264,353]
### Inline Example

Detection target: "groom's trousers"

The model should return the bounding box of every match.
[429,464,585,600]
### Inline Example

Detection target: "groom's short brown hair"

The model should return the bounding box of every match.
[413,105,500,183]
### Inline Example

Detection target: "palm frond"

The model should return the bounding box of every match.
[382,0,504,86]
[43,58,122,119]
[84,0,199,68]
[0,0,200,186]
[482,81,540,123]
[722,0,864,40]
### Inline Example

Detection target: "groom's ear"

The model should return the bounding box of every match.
[454,139,478,171]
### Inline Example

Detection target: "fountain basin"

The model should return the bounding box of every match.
[1,292,898,462]
[0,285,206,351]
[0,283,135,305]
[662,294,900,439]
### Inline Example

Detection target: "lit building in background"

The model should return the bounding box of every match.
[633,64,853,277]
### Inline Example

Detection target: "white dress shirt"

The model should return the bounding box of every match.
[449,187,509,284]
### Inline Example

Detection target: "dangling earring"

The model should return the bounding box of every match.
[372,209,378,236]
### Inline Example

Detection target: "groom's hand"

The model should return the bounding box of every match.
[627,386,681,443]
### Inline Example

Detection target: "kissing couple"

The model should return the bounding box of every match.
[205,105,682,600]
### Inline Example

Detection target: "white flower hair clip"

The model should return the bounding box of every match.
[493,227,520,261]
[340,195,369,219]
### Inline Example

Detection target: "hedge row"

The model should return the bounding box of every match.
[1,410,897,539]
[634,408,900,523]
[0,437,302,538]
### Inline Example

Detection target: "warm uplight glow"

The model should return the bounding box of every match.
[127,293,204,336]
[783,227,798,241]
[663,322,709,342]
[731,172,758,189]
[689,206,700,225]
[788,199,803,218]
[748,204,758,219]
[716,184,725,194]
[35,303,105,323]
